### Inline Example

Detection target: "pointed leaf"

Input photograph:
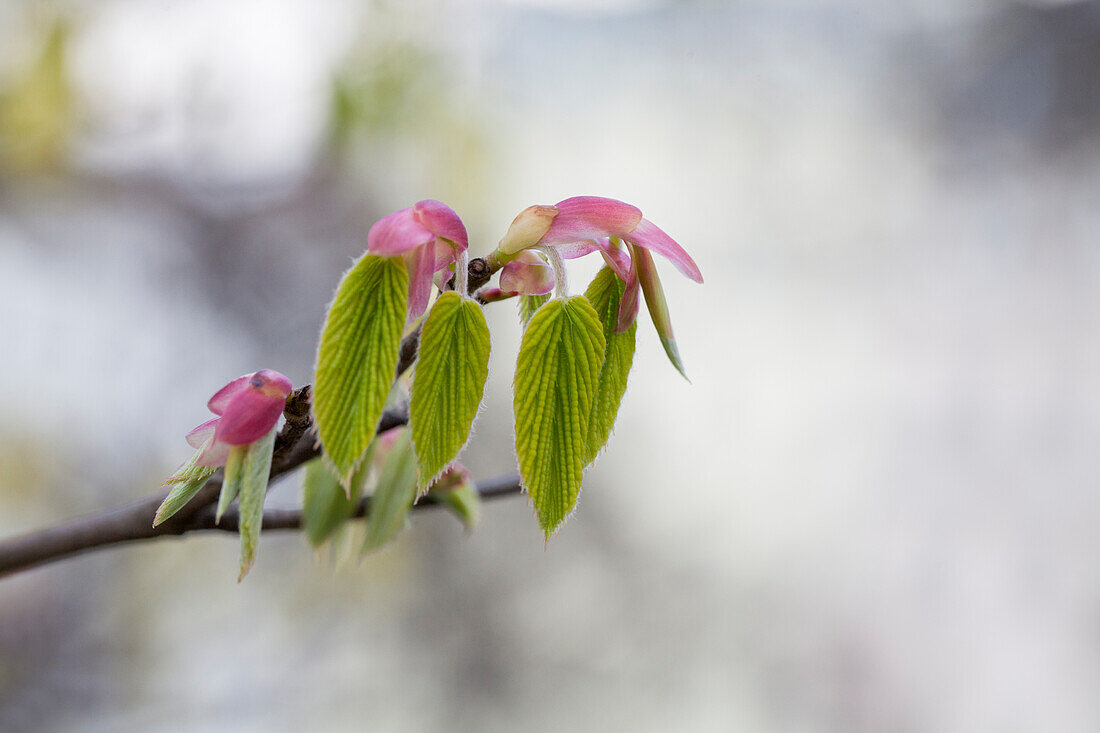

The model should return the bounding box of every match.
[314,254,408,485]
[513,296,605,538]
[518,293,550,327]
[409,292,491,488]
[583,266,637,464]
[302,456,368,548]
[634,246,688,380]
[153,449,217,527]
[236,428,276,581]
[216,445,247,522]
[362,428,419,553]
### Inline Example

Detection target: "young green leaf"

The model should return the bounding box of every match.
[216,445,247,522]
[302,456,368,548]
[427,465,481,532]
[513,296,605,538]
[583,266,637,464]
[362,428,419,553]
[409,292,491,489]
[153,449,217,527]
[634,246,688,380]
[236,428,276,581]
[313,254,408,486]
[518,293,550,327]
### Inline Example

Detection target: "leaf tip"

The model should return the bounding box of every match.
[659,335,690,381]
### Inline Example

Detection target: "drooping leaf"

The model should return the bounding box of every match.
[216,445,247,522]
[302,455,369,548]
[409,292,491,489]
[513,296,605,538]
[583,266,636,464]
[362,428,419,553]
[153,447,217,527]
[633,246,688,380]
[427,464,481,532]
[313,254,408,486]
[518,293,550,327]
[236,428,276,581]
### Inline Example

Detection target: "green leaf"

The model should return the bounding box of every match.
[409,292,491,489]
[427,466,481,531]
[583,266,637,464]
[362,428,419,553]
[216,445,247,522]
[518,293,550,327]
[236,428,276,581]
[302,456,368,548]
[314,254,408,486]
[153,449,217,527]
[513,296,605,538]
[634,246,688,380]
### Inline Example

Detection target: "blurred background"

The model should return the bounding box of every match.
[2,0,1100,730]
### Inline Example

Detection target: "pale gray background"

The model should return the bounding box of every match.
[1,1,1099,731]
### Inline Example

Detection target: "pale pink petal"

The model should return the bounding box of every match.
[413,200,468,252]
[597,237,633,282]
[557,241,603,260]
[432,239,458,272]
[212,387,286,446]
[207,375,251,415]
[616,255,642,333]
[196,439,232,468]
[367,207,434,256]
[432,266,451,291]
[499,251,555,295]
[404,243,437,325]
[186,417,220,449]
[540,196,643,246]
[627,218,703,283]
[476,287,514,303]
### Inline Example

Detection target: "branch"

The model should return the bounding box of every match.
[0,256,519,579]
[206,473,521,531]
[0,472,522,579]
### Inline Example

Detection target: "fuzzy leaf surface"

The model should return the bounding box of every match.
[518,293,550,327]
[362,428,419,553]
[302,457,368,548]
[409,292,491,488]
[153,449,216,527]
[314,254,408,485]
[236,428,276,581]
[216,445,247,522]
[513,296,605,538]
[583,266,636,464]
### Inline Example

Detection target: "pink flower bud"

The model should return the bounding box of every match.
[492,196,702,376]
[367,200,469,323]
[498,205,558,255]
[190,370,293,467]
[499,250,555,295]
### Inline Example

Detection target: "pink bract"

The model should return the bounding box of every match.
[189,370,293,467]
[367,200,469,324]
[499,250,555,295]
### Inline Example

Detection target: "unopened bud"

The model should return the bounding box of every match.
[498,205,558,255]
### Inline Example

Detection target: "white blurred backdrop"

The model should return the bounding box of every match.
[2,1,1099,731]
